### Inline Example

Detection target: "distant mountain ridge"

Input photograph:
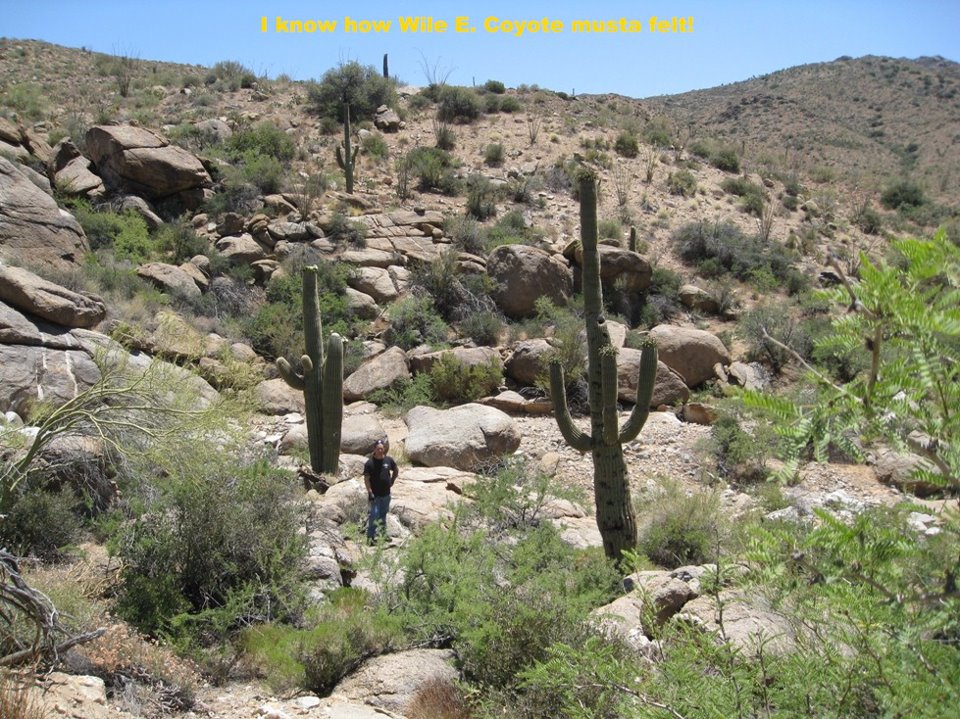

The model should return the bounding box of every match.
[642,54,960,204]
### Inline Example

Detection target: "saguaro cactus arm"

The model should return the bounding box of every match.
[618,345,658,443]
[548,362,593,453]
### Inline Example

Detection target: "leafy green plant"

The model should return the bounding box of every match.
[113,456,307,638]
[483,142,505,167]
[744,229,960,490]
[384,295,449,350]
[436,85,483,123]
[638,480,725,568]
[225,121,295,162]
[613,131,639,158]
[428,354,502,404]
[306,61,397,121]
[667,169,697,197]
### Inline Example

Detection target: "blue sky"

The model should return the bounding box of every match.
[4,1,958,98]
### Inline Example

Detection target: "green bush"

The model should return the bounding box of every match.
[436,86,483,123]
[73,204,153,262]
[498,95,522,113]
[458,309,503,347]
[384,295,449,350]
[445,215,484,255]
[465,174,497,220]
[225,121,295,161]
[483,79,506,94]
[483,142,505,167]
[738,304,812,373]
[360,132,388,159]
[205,60,257,90]
[881,179,926,210]
[0,487,82,560]
[154,218,208,263]
[638,481,724,568]
[710,146,741,173]
[306,61,397,121]
[406,147,459,194]
[429,355,502,404]
[673,220,799,287]
[113,456,307,638]
[667,169,697,197]
[613,131,639,158]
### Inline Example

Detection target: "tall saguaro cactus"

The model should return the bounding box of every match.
[336,103,359,194]
[276,266,344,475]
[549,174,659,561]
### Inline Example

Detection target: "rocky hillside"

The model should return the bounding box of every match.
[1,38,957,719]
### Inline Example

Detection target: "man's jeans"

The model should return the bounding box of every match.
[367,495,391,541]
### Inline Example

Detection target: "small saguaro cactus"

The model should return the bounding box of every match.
[628,225,638,253]
[276,266,344,475]
[549,173,659,562]
[335,103,359,194]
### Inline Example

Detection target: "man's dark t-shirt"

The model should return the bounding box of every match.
[364,456,398,497]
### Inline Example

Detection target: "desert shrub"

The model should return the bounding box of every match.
[638,481,724,568]
[73,204,153,262]
[0,487,82,560]
[154,218,208,263]
[242,259,355,362]
[325,210,367,247]
[384,295,449,350]
[483,79,506,94]
[360,132,388,159]
[598,218,622,240]
[483,142,505,167]
[498,95,522,113]
[113,455,307,638]
[667,169,697,197]
[465,174,497,220]
[707,413,772,484]
[406,147,459,194]
[436,86,483,123]
[483,209,543,249]
[710,146,741,172]
[306,61,397,121]
[738,304,813,374]
[445,215,484,255]
[458,309,504,347]
[642,116,673,147]
[613,131,640,158]
[881,179,926,210]
[366,373,437,414]
[854,205,883,234]
[205,60,257,90]
[409,249,497,324]
[241,589,402,695]
[225,121,295,162]
[429,355,502,404]
[673,220,800,288]
[1,82,46,120]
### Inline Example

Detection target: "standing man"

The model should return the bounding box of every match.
[363,439,399,544]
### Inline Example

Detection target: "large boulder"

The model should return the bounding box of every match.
[49,138,105,197]
[84,125,212,200]
[348,266,398,304]
[487,244,572,319]
[564,242,652,292]
[0,264,105,328]
[404,403,521,471]
[330,649,457,714]
[504,338,553,385]
[616,347,690,407]
[136,262,202,299]
[648,325,732,388]
[0,157,88,271]
[343,346,411,402]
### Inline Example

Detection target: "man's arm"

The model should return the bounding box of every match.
[363,464,374,498]
[390,458,399,483]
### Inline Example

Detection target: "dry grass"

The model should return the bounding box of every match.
[406,677,474,719]
[0,671,48,719]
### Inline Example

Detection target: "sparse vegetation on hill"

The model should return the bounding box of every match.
[0,37,958,718]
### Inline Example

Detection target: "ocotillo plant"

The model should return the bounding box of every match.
[335,103,359,194]
[276,266,344,475]
[549,173,658,562]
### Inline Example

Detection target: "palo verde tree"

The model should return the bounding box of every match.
[276,265,344,475]
[549,173,659,561]
[746,228,960,491]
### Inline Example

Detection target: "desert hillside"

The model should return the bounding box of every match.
[0,38,958,719]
